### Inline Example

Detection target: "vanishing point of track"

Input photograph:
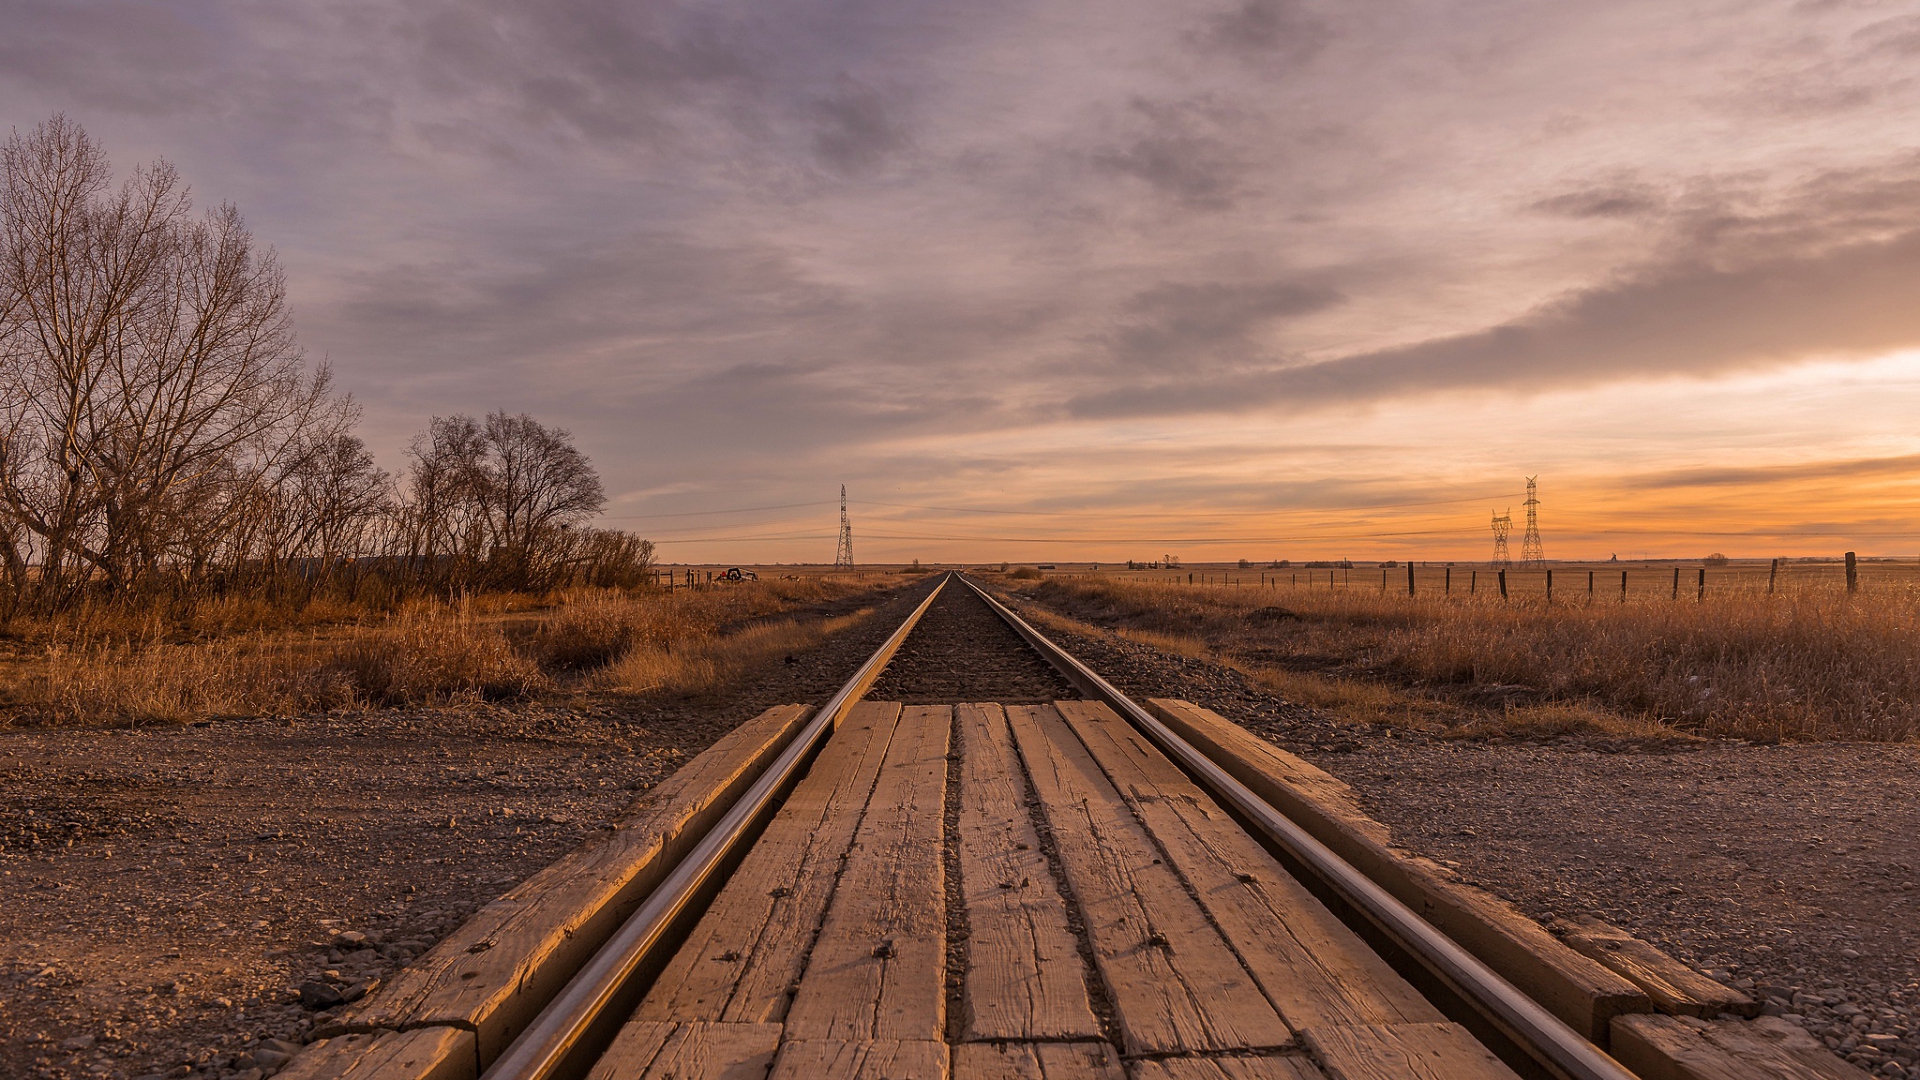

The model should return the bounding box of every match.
[481,573,1631,1080]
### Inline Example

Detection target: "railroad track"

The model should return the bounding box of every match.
[288,573,1865,1080]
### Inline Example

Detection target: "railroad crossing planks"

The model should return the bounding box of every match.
[1005,703,1289,1055]
[585,1021,781,1080]
[1056,700,1445,1032]
[951,1041,1126,1079]
[783,703,953,1043]
[954,703,1103,1042]
[1300,1023,1521,1080]
[636,701,904,1024]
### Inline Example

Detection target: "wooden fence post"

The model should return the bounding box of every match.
[1546,568,1553,602]
[1445,566,1451,595]
[1768,557,1779,594]
[1697,567,1705,601]
[1671,566,1679,600]
[1407,562,1415,596]
[1620,569,1627,601]
[1498,569,1508,599]
[1471,570,1477,595]
[1845,551,1858,593]
[1587,569,1594,599]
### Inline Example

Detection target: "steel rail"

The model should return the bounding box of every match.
[957,574,1639,1080]
[482,573,951,1080]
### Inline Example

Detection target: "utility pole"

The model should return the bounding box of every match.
[834,484,854,569]
[1521,476,1545,567]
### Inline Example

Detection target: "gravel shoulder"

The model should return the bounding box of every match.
[992,582,1920,1078]
[0,578,933,1080]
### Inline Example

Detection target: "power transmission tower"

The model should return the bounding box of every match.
[1521,476,1545,566]
[1491,508,1512,567]
[834,484,854,569]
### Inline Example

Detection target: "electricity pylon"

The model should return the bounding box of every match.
[834,485,854,569]
[1521,476,1545,566]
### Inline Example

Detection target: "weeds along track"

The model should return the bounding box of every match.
[279,573,1855,1080]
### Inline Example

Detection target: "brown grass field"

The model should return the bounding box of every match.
[1008,559,1920,743]
[0,571,899,727]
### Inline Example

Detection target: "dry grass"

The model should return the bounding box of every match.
[4,574,893,727]
[1023,575,1920,742]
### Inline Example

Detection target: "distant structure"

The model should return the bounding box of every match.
[1521,476,1545,566]
[834,484,855,569]
[1491,508,1512,567]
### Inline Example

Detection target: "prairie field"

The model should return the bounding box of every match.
[0,571,897,727]
[1013,562,1920,742]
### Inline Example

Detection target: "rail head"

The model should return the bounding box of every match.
[481,573,951,1080]
[955,573,1638,1080]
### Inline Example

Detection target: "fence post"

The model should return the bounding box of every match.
[1671,566,1679,600]
[1471,570,1477,595]
[1546,568,1553,603]
[1697,567,1705,601]
[1846,551,1858,593]
[1768,557,1779,595]
[1587,570,1594,599]
[1381,568,1388,593]
[1445,566,1451,595]
[1498,569,1508,599]
[1620,569,1627,601]
[1407,562,1416,596]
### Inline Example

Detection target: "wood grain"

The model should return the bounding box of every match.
[637,701,904,1024]
[768,1039,948,1080]
[955,702,1102,1042]
[1299,1023,1521,1080]
[1129,1056,1325,1080]
[1611,1014,1873,1080]
[277,1027,475,1080]
[951,1041,1125,1080]
[586,1021,781,1080]
[1059,700,1443,1032]
[1005,704,1287,1056]
[1554,917,1757,1019]
[783,705,952,1042]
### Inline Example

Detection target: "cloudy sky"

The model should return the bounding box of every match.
[8,0,1920,563]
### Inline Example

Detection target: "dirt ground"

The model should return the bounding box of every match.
[0,580,931,1080]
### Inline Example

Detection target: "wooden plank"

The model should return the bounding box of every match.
[783,704,952,1042]
[1145,698,1650,1045]
[348,704,815,1066]
[585,1020,781,1080]
[1005,704,1287,1056]
[951,1042,1125,1080]
[1058,700,1444,1031]
[637,701,904,1024]
[1611,1014,1873,1080]
[1130,1056,1325,1080]
[768,1039,948,1080]
[277,1027,475,1080]
[954,702,1102,1042]
[1553,917,1758,1018]
[1300,1022,1521,1080]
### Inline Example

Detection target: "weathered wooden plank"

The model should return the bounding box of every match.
[1130,1056,1325,1080]
[1299,1022,1521,1080]
[1553,917,1758,1019]
[277,1027,475,1080]
[955,702,1102,1042]
[585,1020,782,1080]
[637,701,904,1024]
[951,1041,1125,1080]
[348,704,815,1066]
[1058,700,1443,1032]
[1146,698,1649,1045]
[1611,1014,1873,1080]
[783,704,952,1042]
[1005,704,1287,1056]
[768,1039,949,1080]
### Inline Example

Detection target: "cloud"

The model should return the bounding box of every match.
[1104,278,1344,369]
[1090,99,1249,211]
[1190,0,1331,62]
[1532,182,1666,220]
[811,76,910,173]
[1068,221,1920,418]
[1634,453,1920,490]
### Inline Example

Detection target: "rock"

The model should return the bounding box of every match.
[332,931,366,947]
[296,982,343,1010]
[61,1035,97,1051]
[251,1048,291,1073]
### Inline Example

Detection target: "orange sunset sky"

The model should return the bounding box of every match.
[9,2,1920,564]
